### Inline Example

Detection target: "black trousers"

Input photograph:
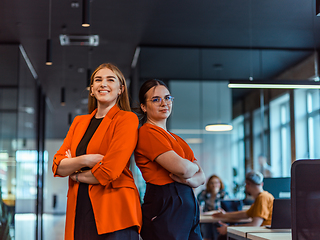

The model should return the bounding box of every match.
[74,183,139,240]
[141,182,202,240]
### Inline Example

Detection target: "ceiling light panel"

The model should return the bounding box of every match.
[59,34,99,46]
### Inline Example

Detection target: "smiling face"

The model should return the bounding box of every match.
[141,85,172,124]
[91,67,123,108]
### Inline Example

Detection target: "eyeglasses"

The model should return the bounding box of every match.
[147,95,174,105]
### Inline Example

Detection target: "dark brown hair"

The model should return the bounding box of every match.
[137,79,168,124]
[88,63,131,113]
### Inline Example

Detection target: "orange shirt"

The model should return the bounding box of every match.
[134,123,196,185]
[52,105,142,240]
[246,191,274,226]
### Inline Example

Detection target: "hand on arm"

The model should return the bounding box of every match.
[70,170,99,185]
[169,161,205,188]
[56,150,104,177]
[155,150,199,179]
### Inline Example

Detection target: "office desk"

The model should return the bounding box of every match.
[227,226,291,240]
[200,205,251,223]
[247,232,291,240]
[200,214,251,224]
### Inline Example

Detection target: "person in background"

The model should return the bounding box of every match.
[258,154,273,177]
[213,171,274,240]
[134,79,206,240]
[198,175,228,212]
[52,63,142,240]
[197,175,228,240]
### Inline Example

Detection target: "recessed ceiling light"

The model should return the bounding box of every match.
[71,2,80,8]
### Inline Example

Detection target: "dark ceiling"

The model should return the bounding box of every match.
[1,0,320,138]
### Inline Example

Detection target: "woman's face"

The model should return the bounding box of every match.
[91,68,123,107]
[141,85,172,123]
[208,177,221,194]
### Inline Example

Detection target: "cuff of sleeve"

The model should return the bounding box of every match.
[52,157,64,177]
[91,161,112,186]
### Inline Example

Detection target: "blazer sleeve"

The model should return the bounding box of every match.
[91,112,139,186]
[52,115,81,177]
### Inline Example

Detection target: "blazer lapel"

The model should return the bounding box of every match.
[87,105,120,153]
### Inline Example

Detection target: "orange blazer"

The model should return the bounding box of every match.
[52,105,142,240]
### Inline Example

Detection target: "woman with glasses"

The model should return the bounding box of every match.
[134,79,206,240]
[52,63,142,240]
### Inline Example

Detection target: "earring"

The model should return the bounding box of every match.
[90,92,94,96]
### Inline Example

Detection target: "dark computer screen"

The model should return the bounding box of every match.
[263,177,291,199]
[291,159,320,240]
[220,200,243,212]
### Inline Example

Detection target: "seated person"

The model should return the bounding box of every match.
[213,171,274,239]
[197,175,228,240]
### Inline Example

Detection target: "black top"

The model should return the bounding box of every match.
[76,116,103,171]
[76,116,103,157]
[74,116,103,239]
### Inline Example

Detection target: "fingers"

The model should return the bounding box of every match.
[169,173,180,181]
[217,222,228,235]
[65,149,72,158]
[218,207,226,214]
[70,172,76,181]
[212,209,224,217]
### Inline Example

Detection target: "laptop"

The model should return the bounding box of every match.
[220,200,243,212]
[265,198,291,229]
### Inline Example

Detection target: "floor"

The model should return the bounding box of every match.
[14,214,65,240]
[13,214,143,240]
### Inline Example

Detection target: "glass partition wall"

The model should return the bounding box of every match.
[169,80,236,197]
[0,44,45,240]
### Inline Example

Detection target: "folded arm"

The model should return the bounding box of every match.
[56,150,103,177]
[169,161,205,188]
[155,150,199,179]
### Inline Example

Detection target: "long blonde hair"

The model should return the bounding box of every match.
[88,63,131,113]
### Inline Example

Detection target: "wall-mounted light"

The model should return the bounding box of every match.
[82,0,90,27]
[61,87,66,106]
[228,80,320,89]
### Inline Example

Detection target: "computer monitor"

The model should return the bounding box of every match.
[291,159,320,240]
[263,177,291,199]
[220,200,243,212]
